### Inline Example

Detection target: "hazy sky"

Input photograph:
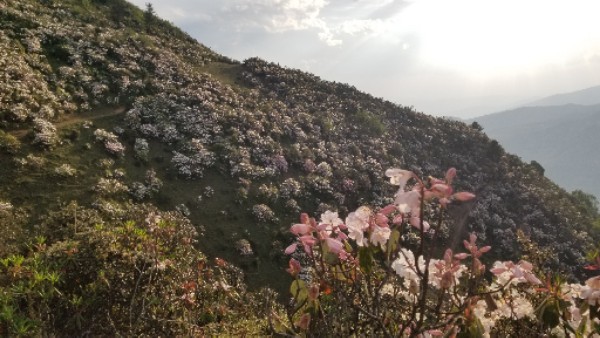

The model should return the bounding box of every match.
[128,0,600,118]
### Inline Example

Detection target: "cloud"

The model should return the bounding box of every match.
[216,0,402,46]
[131,0,408,47]
[220,0,327,32]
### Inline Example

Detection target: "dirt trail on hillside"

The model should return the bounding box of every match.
[8,106,127,139]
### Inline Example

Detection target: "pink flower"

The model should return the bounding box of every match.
[291,223,312,236]
[299,235,317,254]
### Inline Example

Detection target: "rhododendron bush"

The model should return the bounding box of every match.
[278,168,600,336]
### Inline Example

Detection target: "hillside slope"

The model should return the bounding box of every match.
[472,104,600,198]
[0,0,598,294]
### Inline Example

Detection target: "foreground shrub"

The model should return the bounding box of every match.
[0,203,277,335]
[278,168,600,336]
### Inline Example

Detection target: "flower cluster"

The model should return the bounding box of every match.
[279,168,600,336]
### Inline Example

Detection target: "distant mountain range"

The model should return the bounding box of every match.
[526,85,600,107]
[472,86,600,198]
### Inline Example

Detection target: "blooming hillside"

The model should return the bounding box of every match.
[0,1,599,333]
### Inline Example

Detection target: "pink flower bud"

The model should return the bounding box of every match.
[444,249,453,262]
[454,252,470,260]
[427,329,444,337]
[453,192,476,202]
[380,204,397,215]
[325,237,344,254]
[300,213,309,224]
[308,284,319,300]
[286,258,301,276]
[295,313,311,330]
[375,213,389,227]
[285,243,298,255]
[445,167,457,184]
[490,267,506,275]
[519,260,533,271]
[479,246,491,254]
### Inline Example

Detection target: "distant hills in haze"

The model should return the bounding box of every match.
[472,86,600,199]
[526,85,600,107]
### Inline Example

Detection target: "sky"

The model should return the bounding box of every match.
[128,0,600,118]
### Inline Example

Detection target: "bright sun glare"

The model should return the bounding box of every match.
[398,0,600,77]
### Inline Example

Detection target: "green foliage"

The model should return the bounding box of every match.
[530,160,545,175]
[470,121,483,131]
[572,190,600,219]
[0,202,280,335]
[352,110,386,136]
[0,131,20,154]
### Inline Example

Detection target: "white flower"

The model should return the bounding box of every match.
[395,190,421,214]
[392,249,424,287]
[345,206,371,246]
[385,168,414,189]
[370,225,391,249]
[320,210,343,234]
[581,276,600,306]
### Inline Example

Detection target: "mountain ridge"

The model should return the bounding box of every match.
[471,103,600,199]
[525,84,600,107]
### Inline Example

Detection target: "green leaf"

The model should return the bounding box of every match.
[387,229,400,257]
[456,318,484,338]
[290,279,308,304]
[537,299,560,329]
[358,247,373,274]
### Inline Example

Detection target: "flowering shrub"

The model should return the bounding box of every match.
[252,204,277,223]
[32,118,59,148]
[279,168,600,336]
[93,129,125,156]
